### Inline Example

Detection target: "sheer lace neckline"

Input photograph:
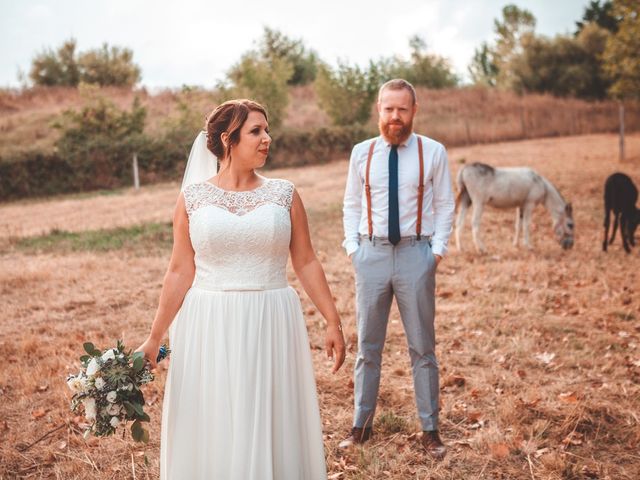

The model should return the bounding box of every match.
[205,176,270,194]
[183,177,294,217]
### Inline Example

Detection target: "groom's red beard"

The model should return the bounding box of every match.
[379,118,413,145]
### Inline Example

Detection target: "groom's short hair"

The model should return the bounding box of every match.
[378,79,417,105]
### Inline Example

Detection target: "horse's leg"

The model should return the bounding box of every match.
[522,202,535,250]
[603,207,610,252]
[455,202,468,251]
[471,203,486,253]
[609,212,619,245]
[621,215,631,253]
[513,207,521,247]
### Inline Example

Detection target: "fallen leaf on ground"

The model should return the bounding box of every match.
[443,375,466,387]
[558,391,579,403]
[490,443,510,459]
[31,408,46,419]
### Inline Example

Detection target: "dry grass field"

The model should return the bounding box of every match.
[1,132,639,479]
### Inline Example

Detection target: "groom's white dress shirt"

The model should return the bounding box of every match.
[342,133,455,258]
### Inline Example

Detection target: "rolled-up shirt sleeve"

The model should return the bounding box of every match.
[342,145,363,256]
[430,145,455,257]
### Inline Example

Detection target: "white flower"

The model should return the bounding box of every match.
[67,376,84,393]
[107,403,121,415]
[110,416,120,428]
[94,377,106,390]
[123,383,134,391]
[83,398,97,421]
[86,358,100,377]
[101,349,116,362]
[106,391,118,403]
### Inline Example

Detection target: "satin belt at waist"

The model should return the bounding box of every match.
[191,280,288,292]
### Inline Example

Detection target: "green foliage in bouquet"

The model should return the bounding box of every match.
[67,339,169,443]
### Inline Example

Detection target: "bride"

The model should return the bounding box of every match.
[136,99,346,479]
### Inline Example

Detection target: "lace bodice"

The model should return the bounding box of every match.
[183,178,295,291]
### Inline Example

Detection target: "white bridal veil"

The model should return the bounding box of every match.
[181,131,218,191]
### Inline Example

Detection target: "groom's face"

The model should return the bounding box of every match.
[377,88,417,145]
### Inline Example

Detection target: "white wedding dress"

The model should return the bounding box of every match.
[160,178,327,479]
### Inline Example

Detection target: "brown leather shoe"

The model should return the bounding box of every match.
[421,430,446,459]
[338,427,372,449]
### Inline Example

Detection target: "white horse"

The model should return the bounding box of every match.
[455,163,574,253]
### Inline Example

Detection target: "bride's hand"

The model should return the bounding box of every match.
[135,337,161,370]
[325,324,346,373]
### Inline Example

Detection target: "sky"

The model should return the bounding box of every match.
[0,0,591,89]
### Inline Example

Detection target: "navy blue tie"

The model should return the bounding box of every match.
[388,145,401,245]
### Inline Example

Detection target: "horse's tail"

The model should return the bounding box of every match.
[455,168,472,213]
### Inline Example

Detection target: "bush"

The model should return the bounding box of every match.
[0,151,74,199]
[28,38,141,88]
[269,125,374,168]
[315,61,381,126]
[0,138,189,201]
[0,124,375,200]
[77,44,141,87]
[29,39,80,87]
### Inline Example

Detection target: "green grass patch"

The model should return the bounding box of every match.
[374,410,409,435]
[12,222,173,254]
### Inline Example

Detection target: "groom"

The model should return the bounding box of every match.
[340,79,455,458]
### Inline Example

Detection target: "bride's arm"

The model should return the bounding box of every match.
[136,193,195,368]
[289,189,346,373]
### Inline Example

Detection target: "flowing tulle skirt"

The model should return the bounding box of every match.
[160,286,327,480]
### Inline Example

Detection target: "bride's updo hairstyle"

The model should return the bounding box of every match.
[206,99,268,160]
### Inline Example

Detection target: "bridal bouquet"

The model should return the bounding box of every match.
[66,340,169,443]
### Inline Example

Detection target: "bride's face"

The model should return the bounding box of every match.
[229,111,271,169]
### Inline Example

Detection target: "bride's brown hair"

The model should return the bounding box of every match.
[205,99,268,159]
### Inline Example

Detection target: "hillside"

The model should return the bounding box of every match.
[1,85,639,158]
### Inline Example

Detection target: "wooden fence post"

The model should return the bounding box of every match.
[132,153,140,190]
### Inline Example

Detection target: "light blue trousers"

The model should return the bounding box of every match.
[352,235,439,431]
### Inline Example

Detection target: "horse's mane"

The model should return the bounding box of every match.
[541,175,567,206]
[469,162,495,176]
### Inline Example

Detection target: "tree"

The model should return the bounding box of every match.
[511,25,610,99]
[493,4,537,89]
[468,42,499,86]
[29,39,80,87]
[576,0,619,34]
[378,36,458,88]
[315,61,381,126]
[224,54,292,129]
[78,44,141,87]
[602,0,640,160]
[467,5,536,89]
[222,28,319,128]
[257,27,318,85]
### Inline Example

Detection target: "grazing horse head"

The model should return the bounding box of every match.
[553,203,574,250]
